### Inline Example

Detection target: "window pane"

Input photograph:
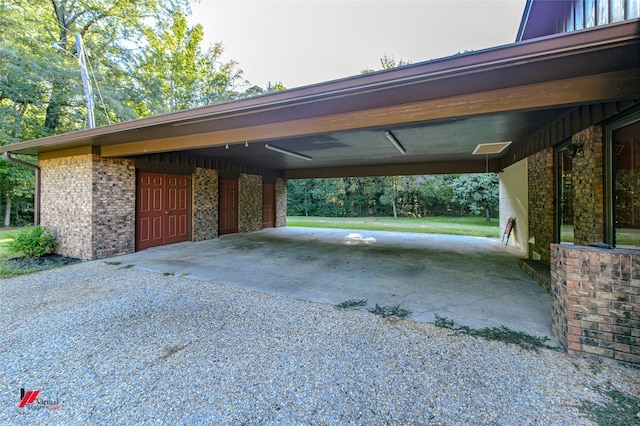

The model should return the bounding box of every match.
[575,0,585,29]
[567,2,576,30]
[586,0,596,27]
[614,120,640,247]
[597,0,609,24]
[612,0,625,21]
[628,0,640,18]
[559,151,574,243]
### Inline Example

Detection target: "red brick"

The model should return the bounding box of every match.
[567,341,582,351]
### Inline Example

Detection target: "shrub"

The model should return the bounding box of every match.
[10,226,57,259]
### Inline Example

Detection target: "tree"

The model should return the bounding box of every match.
[452,173,499,222]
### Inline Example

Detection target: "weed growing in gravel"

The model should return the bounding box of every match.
[368,304,412,319]
[163,272,174,276]
[434,315,550,351]
[104,261,121,266]
[581,386,640,426]
[335,299,368,309]
[118,264,135,270]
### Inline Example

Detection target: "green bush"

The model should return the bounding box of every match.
[9,226,57,259]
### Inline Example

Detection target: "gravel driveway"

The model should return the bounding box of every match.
[1,261,638,424]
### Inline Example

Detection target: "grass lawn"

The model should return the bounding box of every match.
[0,227,78,278]
[286,216,501,238]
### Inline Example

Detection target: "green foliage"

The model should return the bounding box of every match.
[452,173,499,221]
[580,387,640,426]
[434,315,551,351]
[368,304,412,319]
[335,299,368,309]
[9,225,56,259]
[287,174,497,219]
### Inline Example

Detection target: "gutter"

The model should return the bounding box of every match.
[4,152,40,225]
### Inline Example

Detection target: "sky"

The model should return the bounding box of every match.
[190,0,527,90]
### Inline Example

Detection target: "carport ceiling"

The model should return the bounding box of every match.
[185,108,572,172]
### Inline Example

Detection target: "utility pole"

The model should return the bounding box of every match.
[74,33,95,129]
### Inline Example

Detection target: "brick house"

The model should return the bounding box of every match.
[3,0,639,365]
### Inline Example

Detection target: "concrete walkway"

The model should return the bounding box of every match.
[110,227,554,340]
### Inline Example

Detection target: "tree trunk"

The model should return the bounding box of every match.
[392,200,398,219]
[485,205,491,223]
[4,192,11,227]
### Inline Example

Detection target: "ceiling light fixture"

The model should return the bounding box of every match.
[264,143,312,161]
[385,130,406,155]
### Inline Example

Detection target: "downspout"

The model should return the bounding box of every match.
[4,152,40,226]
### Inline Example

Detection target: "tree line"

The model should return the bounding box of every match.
[0,0,284,226]
[287,173,499,221]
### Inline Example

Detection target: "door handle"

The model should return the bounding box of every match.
[165,211,170,214]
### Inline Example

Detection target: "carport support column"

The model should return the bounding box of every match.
[40,149,135,260]
[275,178,287,227]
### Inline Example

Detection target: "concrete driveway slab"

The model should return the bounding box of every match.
[111,227,554,340]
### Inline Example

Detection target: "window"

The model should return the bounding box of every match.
[606,113,640,247]
[555,141,575,244]
[597,0,610,24]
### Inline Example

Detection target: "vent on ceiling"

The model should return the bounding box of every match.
[472,141,512,155]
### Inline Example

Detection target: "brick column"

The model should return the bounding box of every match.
[551,244,640,366]
[275,178,287,227]
[571,126,605,246]
[238,173,263,233]
[528,148,554,261]
[192,167,218,241]
[40,151,135,260]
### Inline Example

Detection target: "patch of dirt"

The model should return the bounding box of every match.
[7,254,81,269]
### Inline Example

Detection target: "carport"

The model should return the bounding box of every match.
[2,15,639,365]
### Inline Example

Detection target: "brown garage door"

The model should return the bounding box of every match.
[262,182,275,228]
[136,172,191,250]
[219,178,238,235]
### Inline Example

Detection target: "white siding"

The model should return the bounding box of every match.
[499,159,528,254]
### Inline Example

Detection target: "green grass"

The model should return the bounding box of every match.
[287,216,500,238]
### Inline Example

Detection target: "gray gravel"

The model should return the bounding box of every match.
[1,261,638,425]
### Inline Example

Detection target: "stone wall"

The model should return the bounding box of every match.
[551,244,640,366]
[528,148,554,261]
[571,126,605,245]
[192,167,218,241]
[91,157,135,259]
[239,173,263,233]
[40,153,135,260]
[275,178,287,227]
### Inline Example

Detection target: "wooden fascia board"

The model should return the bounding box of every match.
[100,70,640,158]
[284,159,503,179]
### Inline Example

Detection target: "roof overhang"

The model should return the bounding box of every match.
[3,19,640,178]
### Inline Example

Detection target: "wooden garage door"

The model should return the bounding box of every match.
[136,172,190,250]
[262,182,275,228]
[219,178,238,235]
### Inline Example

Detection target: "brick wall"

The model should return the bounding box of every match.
[551,244,640,366]
[91,157,135,259]
[528,147,554,261]
[571,126,605,245]
[275,178,287,227]
[192,167,218,241]
[41,154,94,259]
[40,153,135,260]
[239,173,263,233]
